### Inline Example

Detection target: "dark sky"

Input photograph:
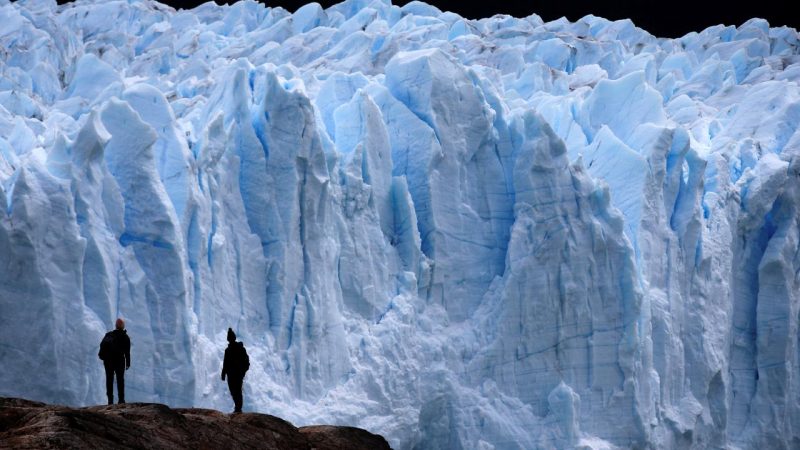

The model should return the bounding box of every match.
[64,0,799,38]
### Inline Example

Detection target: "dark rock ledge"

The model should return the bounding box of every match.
[0,398,391,449]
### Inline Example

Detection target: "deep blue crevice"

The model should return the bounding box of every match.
[119,231,175,250]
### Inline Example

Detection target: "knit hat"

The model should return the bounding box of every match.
[115,318,125,330]
[227,328,236,342]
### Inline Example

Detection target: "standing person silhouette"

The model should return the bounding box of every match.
[221,328,249,413]
[98,318,131,405]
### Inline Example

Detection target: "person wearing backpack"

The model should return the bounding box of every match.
[98,318,131,405]
[221,328,249,413]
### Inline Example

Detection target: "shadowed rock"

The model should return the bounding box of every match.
[0,398,390,450]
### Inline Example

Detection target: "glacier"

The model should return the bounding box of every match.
[1,0,799,448]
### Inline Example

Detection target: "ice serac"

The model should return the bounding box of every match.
[1,0,799,449]
[472,112,645,446]
[385,48,513,321]
[101,99,195,405]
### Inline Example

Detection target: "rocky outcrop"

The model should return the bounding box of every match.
[0,398,390,449]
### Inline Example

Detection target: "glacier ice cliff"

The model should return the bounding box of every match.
[1,0,799,448]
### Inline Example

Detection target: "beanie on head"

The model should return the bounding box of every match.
[227,328,236,342]
[115,318,125,330]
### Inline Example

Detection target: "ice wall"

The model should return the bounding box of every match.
[1,0,799,448]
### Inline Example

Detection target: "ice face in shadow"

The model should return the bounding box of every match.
[1,1,799,449]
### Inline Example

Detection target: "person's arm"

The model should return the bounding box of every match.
[125,335,131,369]
[221,348,228,380]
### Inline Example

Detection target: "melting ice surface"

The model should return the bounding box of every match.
[1,0,800,448]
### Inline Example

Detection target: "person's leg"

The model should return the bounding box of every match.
[233,376,243,412]
[227,376,243,412]
[227,377,236,411]
[115,362,125,404]
[104,362,114,405]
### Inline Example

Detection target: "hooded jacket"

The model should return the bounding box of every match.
[105,329,131,367]
[222,341,249,379]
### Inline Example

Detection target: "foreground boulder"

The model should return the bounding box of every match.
[0,398,390,449]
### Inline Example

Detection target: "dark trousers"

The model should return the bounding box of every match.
[104,360,125,404]
[227,375,244,412]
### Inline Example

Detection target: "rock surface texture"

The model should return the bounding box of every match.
[0,0,799,448]
[0,398,389,449]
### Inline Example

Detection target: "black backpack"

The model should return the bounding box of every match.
[98,332,119,361]
[238,343,250,374]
